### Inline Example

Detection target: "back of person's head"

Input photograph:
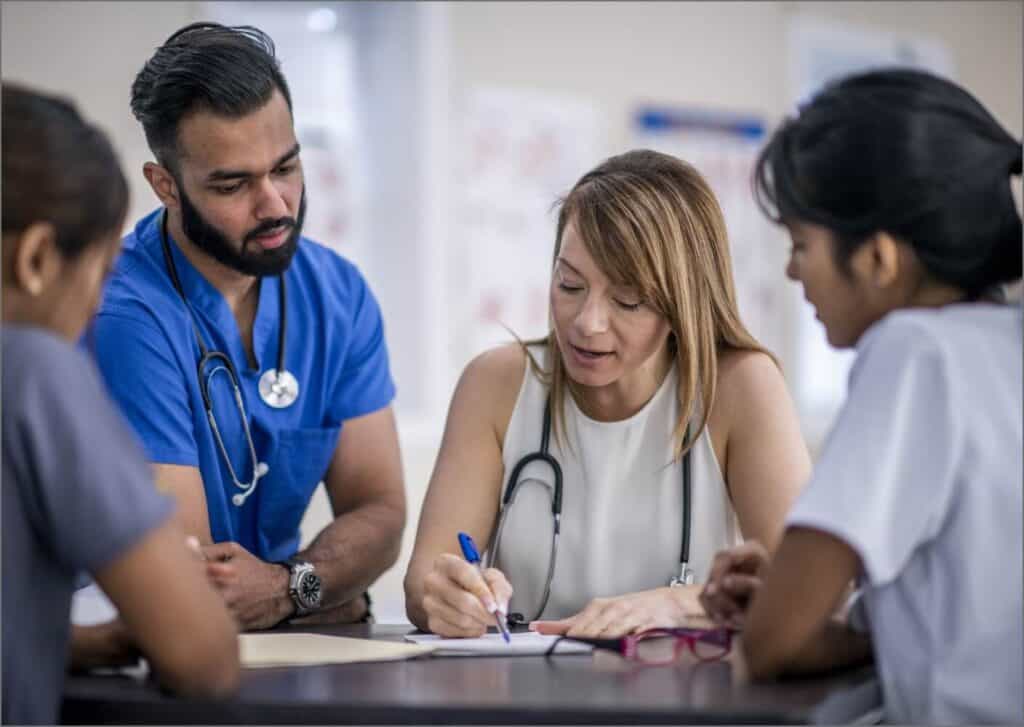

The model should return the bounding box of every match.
[755,68,1023,299]
[546,149,769,457]
[2,82,129,260]
[130,22,292,173]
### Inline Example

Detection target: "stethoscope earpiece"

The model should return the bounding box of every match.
[230,462,269,507]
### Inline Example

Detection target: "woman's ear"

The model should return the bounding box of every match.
[12,222,63,296]
[852,231,901,290]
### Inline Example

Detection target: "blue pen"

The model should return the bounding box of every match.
[457,532,511,643]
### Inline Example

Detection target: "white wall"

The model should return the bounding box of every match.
[4,1,1021,623]
[1,1,199,229]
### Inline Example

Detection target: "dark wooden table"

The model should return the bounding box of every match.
[61,623,880,724]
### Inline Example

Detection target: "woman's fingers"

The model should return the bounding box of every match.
[482,568,514,614]
[700,580,743,625]
[728,541,770,575]
[423,555,495,631]
[423,595,487,638]
[437,554,498,611]
[723,573,762,601]
[530,617,574,635]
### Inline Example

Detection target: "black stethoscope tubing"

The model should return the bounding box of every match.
[158,211,287,505]
[488,394,693,624]
[159,212,287,392]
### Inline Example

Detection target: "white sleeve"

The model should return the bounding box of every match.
[786,319,961,587]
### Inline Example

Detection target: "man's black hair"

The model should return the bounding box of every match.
[130,22,293,172]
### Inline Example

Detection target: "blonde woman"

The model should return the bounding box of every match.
[404,150,810,639]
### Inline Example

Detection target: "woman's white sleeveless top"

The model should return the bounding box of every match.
[491,347,741,621]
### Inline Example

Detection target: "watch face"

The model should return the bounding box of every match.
[297,571,322,609]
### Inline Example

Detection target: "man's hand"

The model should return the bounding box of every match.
[202,541,292,631]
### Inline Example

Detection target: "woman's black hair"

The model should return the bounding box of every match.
[754,68,1022,298]
[1,82,129,258]
[130,22,293,173]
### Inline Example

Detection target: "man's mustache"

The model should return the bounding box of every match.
[244,217,296,243]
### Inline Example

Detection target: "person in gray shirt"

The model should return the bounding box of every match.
[2,82,240,725]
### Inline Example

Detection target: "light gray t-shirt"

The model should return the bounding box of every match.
[2,326,173,725]
[787,304,1023,725]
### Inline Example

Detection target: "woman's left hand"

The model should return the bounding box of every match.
[530,585,705,639]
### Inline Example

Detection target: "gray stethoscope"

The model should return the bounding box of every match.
[160,212,300,507]
[484,397,694,625]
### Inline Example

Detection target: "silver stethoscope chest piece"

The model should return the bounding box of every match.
[259,368,300,409]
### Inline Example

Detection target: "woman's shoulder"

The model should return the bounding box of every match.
[462,341,533,385]
[456,342,537,438]
[715,348,786,401]
[710,348,791,437]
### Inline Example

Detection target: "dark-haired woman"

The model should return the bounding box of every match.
[2,83,239,724]
[700,69,1022,724]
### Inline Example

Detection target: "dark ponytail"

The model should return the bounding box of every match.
[2,83,129,258]
[754,68,1022,298]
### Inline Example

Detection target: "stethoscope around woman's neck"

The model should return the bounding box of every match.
[158,211,300,506]
[484,395,694,625]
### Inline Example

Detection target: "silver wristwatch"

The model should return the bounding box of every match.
[280,557,322,616]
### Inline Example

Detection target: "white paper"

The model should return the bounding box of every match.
[405,631,593,657]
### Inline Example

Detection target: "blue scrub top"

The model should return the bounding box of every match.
[92,209,395,562]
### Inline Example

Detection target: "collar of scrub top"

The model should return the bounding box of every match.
[157,210,299,410]
[486,395,695,626]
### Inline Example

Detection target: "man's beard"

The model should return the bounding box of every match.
[179,185,306,277]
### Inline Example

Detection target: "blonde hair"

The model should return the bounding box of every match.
[527,149,773,460]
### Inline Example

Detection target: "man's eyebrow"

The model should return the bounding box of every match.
[205,143,302,183]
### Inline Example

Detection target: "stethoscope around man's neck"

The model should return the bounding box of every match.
[484,395,694,626]
[159,211,300,507]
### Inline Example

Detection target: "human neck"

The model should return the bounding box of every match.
[2,295,44,329]
[905,276,968,309]
[572,349,673,422]
[166,213,259,315]
[2,293,65,339]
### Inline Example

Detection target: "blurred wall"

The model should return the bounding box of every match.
[1,1,198,230]
[451,1,1022,143]
[3,0,1021,623]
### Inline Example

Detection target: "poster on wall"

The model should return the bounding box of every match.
[631,108,792,368]
[453,87,602,367]
[787,16,955,440]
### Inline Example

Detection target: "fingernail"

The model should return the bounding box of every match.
[499,599,510,616]
[484,599,498,614]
